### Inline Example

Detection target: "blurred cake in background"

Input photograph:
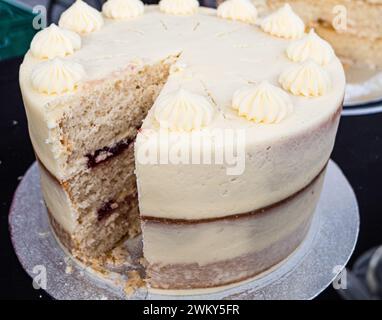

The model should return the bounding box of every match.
[265,0,382,69]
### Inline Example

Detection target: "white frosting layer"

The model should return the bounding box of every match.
[159,0,199,15]
[154,88,214,131]
[20,6,345,220]
[142,169,324,265]
[286,29,335,66]
[261,4,305,39]
[279,60,332,97]
[30,24,81,59]
[39,163,77,233]
[232,81,293,123]
[102,0,144,19]
[59,0,104,34]
[217,0,257,24]
[31,58,85,94]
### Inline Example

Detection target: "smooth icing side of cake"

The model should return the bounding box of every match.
[39,160,77,233]
[143,166,325,289]
[136,105,340,220]
[143,169,324,266]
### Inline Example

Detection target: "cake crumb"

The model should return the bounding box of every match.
[88,259,110,276]
[106,245,131,267]
[64,256,73,274]
[65,265,73,274]
[124,270,146,297]
[139,257,148,268]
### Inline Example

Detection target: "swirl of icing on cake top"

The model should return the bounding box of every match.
[217,0,258,24]
[31,58,85,95]
[102,0,144,19]
[232,81,293,124]
[59,0,104,35]
[286,29,335,66]
[159,0,199,15]
[30,24,81,59]
[279,60,331,97]
[261,4,305,39]
[154,89,214,131]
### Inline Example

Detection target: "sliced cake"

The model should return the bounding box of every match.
[19,1,345,290]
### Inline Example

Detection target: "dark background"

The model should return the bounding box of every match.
[1,51,382,299]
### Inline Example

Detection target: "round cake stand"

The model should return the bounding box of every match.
[9,160,359,300]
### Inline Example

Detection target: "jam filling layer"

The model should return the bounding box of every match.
[86,137,135,168]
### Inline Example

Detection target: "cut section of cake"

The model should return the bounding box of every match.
[19,2,345,290]
[22,53,176,256]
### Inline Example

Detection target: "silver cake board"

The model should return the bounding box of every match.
[9,160,359,300]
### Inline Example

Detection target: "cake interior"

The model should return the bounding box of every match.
[43,55,180,258]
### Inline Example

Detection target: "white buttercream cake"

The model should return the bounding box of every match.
[19,0,345,290]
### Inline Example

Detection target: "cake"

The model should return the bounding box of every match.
[266,0,382,69]
[19,0,345,291]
